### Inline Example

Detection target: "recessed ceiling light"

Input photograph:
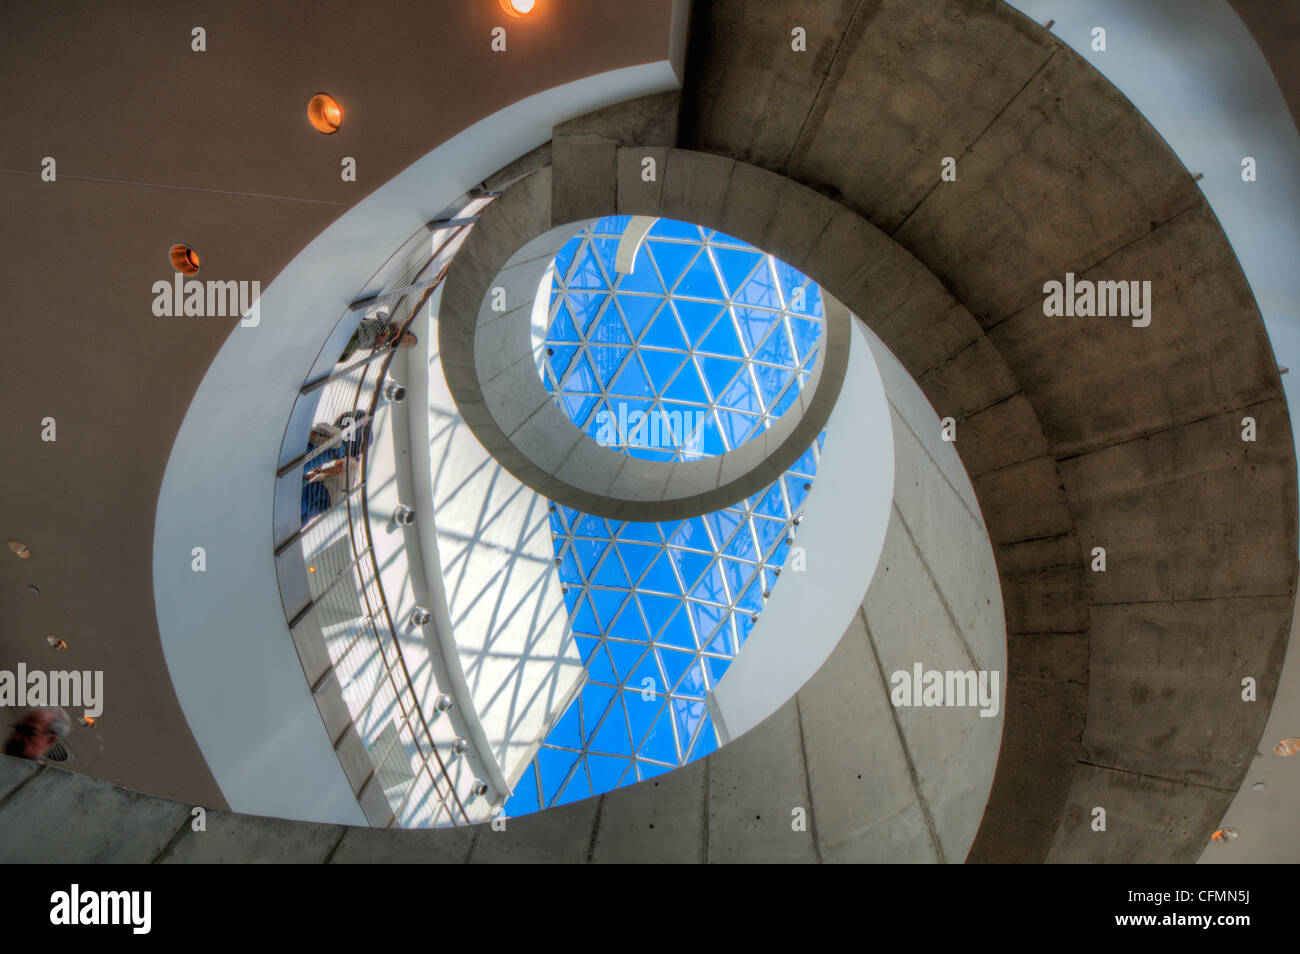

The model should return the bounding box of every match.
[1250,781,1265,791]
[1275,738,1300,757]
[1211,828,1238,843]
[46,636,66,651]
[8,538,31,559]
[169,244,200,275]
[500,0,536,16]
[307,93,343,134]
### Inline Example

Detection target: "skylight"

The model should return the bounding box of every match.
[540,216,825,461]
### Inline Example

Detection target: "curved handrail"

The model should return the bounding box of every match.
[270,191,496,828]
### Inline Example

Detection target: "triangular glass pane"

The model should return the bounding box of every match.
[580,683,617,744]
[588,345,627,389]
[624,690,665,750]
[676,254,726,300]
[654,604,697,650]
[607,641,647,684]
[640,308,689,351]
[538,747,580,804]
[593,550,630,588]
[587,753,630,793]
[640,349,687,395]
[568,291,609,333]
[588,588,628,629]
[710,247,764,297]
[662,361,710,406]
[698,355,743,399]
[647,240,699,292]
[616,294,660,340]
[618,542,658,586]
[586,644,618,687]
[608,600,649,641]
[698,313,745,359]
[610,354,651,398]
[638,711,677,765]
[589,696,632,756]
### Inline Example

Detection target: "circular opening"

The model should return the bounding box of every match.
[8,538,30,559]
[1211,828,1238,843]
[539,216,825,461]
[307,93,342,134]
[46,636,66,651]
[1274,738,1300,757]
[499,0,535,16]
[169,244,200,275]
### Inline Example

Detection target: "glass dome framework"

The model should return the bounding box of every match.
[540,216,826,461]
[506,438,822,815]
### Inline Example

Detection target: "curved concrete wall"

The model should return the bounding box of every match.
[678,0,1296,863]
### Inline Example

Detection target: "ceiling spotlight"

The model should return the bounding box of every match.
[307,93,343,134]
[499,0,536,16]
[410,606,432,627]
[435,693,454,713]
[393,504,417,526]
[46,636,67,651]
[79,715,96,728]
[1211,828,1238,843]
[1250,781,1266,791]
[383,378,407,404]
[1274,738,1300,757]
[471,779,489,797]
[169,244,200,275]
[452,737,469,756]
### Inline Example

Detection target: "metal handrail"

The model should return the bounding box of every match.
[271,190,495,828]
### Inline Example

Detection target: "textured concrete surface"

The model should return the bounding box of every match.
[676,0,1295,863]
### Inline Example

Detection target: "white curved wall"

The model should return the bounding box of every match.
[151,62,680,824]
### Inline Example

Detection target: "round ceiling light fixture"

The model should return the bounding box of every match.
[1210,828,1238,843]
[1274,738,1300,757]
[307,93,343,134]
[8,538,31,559]
[169,244,200,275]
[499,0,535,16]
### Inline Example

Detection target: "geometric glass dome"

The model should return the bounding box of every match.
[539,216,825,461]
[505,436,824,816]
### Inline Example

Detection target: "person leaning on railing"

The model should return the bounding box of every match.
[299,416,371,525]
[336,308,419,364]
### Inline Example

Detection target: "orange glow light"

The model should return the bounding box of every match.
[308,93,343,134]
[169,244,200,275]
[499,0,535,17]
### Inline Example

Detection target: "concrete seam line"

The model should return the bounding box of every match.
[892,503,984,674]
[884,397,985,530]
[322,826,350,864]
[983,196,1203,332]
[781,0,865,173]
[858,605,946,864]
[465,824,483,863]
[895,48,1060,240]
[701,754,711,864]
[1075,759,1237,795]
[0,763,43,811]
[150,811,197,864]
[1053,396,1286,465]
[586,794,606,863]
[793,694,823,864]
